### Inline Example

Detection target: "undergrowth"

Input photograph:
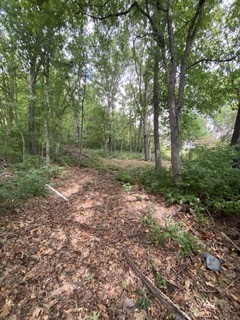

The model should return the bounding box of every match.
[0,155,61,213]
[144,214,202,256]
[117,145,240,216]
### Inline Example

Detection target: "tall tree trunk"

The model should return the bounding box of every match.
[230,90,240,168]
[45,59,51,165]
[143,112,150,161]
[78,72,86,165]
[28,63,37,155]
[137,116,143,153]
[153,49,162,170]
[230,90,240,147]
[143,72,150,161]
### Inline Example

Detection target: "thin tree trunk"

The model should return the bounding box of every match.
[78,72,87,165]
[153,49,162,170]
[143,72,150,161]
[137,116,143,153]
[230,90,240,146]
[28,64,37,155]
[45,63,51,165]
[230,91,240,168]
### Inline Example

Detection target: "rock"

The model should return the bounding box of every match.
[202,252,221,271]
[123,298,135,310]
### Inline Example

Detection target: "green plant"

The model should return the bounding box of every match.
[0,156,56,213]
[122,182,133,192]
[89,311,100,320]
[135,288,154,311]
[14,169,47,199]
[15,155,45,170]
[117,145,240,216]
[144,215,201,256]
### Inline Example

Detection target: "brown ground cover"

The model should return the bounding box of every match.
[0,163,239,319]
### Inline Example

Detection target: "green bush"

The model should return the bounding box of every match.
[0,169,47,208]
[15,155,45,170]
[14,169,47,199]
[180,146,240,214]
[117,145,240,215]
[0,155,63,212]
[117,166,174,195]
[144,215,201,256]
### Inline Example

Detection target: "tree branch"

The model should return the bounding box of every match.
[123,251,192,320]
[177,0,206,111]
[186,53,240,70]
[82,1,138,20]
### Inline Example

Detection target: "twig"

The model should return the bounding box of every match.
[123,251,192,320]
[45,184,69,201]
[225,276,240,290]
[221,232,240,252]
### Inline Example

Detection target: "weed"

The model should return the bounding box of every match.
[144,215,202,256]
[135,288,154,311]
[83,272,95,283]
[122,182,133,192]
[116,145,240,216]
[89,311,100,320]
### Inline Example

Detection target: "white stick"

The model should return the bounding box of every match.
[45,184,69,201]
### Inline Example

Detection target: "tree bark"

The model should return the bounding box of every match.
[230,90,240,147]
[28,61,37,155]
[230,90,240,168]
[143,71,150,161]
[79,72,86,165]
[45,57,51,165]
[153,49,162,170]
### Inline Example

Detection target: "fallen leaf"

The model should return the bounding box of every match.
[0,300,11,319]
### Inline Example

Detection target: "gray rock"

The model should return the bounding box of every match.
[202,252,221,271]
[123,298,135,310]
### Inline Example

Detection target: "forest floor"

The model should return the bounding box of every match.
[0,159,239,320]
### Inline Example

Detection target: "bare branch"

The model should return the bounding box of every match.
[186,52,240,70]
[123,251,192,320]
[82,1,138,21]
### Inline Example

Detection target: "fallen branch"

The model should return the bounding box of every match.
[123,251,192,320]
[45,184,69,201]
[221,232,240,252]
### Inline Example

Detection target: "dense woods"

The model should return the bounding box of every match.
[0,0,239,168]
[1,0,240,210]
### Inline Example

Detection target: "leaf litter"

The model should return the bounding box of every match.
[0,164,239,319]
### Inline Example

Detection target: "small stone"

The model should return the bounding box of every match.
[202,252,221,271]
[123,298,135,310]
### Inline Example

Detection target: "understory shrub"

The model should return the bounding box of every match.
[117,145,240,215]
[0,156,61,213]
[180,146,240,214]
[144,215,201,256]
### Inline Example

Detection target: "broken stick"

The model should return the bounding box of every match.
[123,251,192,320]
[221,232,240,252]
[45,184,69,201]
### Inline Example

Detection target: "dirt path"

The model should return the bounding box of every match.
[0,166,239,319]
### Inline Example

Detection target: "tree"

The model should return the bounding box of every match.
[84,0,211,182]
[1,0,68,156]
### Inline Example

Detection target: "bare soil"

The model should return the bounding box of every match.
[0,164,239,319]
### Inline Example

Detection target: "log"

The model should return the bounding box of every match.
[123,251,192,320]
[45,184,69,201]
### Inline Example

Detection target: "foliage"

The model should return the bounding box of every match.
[181,145,240,214]
[117,167,174,194]
[0,169,47,211]
[135,288,154,311]
[0,156,62,212]
[117,145,240,215]
[144,215,201,256]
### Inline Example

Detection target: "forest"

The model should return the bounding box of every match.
[0,0,240,319]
